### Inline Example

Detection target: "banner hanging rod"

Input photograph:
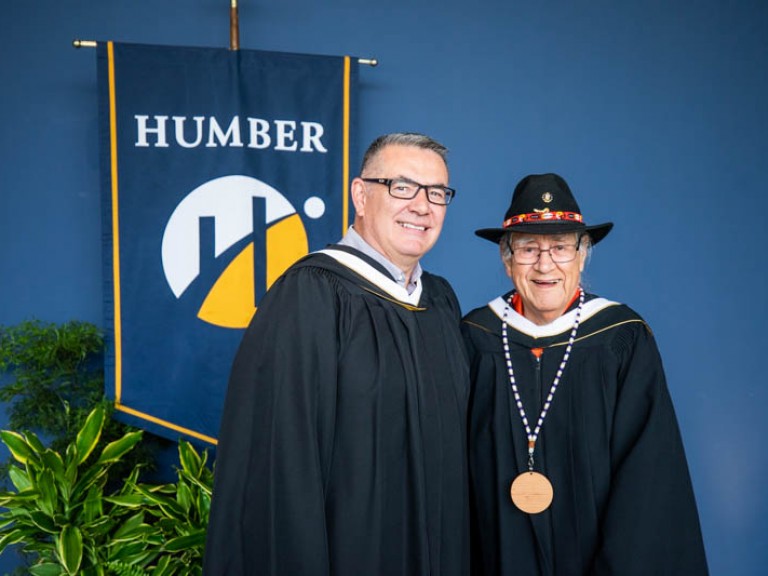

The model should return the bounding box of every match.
[72,40,378,67]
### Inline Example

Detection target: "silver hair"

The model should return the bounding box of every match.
[360,133,448,174]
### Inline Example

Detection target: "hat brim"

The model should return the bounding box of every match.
[475,221,614,246]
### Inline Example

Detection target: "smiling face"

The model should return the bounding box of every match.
[351,144,449,279]
[503,232,587,325]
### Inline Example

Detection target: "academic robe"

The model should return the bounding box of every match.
[462,292,708,576]
[203,246,470,576]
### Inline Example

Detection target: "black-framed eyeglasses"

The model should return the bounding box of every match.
[508,236,583,264]
[361,177,456,206]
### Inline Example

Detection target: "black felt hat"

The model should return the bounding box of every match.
[475,173,613,245]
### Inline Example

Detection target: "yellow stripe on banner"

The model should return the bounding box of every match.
[115,403,218,445]
[343,56,351,234]
[108,41,124,405]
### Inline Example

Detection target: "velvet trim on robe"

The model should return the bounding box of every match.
[203,246,470,576]
[462,292,708,576]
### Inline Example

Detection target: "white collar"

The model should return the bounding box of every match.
[488,295,618,338]
[317,248,423,307]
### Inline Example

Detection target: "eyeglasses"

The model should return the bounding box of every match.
[509,237,582,264]
[361,177,456,206]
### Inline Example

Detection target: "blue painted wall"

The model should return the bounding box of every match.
[1,1,766,573]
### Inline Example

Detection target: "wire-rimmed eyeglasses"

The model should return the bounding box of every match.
[361,177,456,206]
[508,236,583,264]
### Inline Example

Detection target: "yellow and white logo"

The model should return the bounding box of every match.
[161,175,322,328]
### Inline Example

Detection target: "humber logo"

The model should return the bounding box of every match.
[161,175,326,329]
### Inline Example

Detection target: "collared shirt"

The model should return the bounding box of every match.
[338,226,423,295]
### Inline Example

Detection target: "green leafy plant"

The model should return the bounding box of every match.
[0,320,165,484]
[0,406,212,575]
[0,320,104,447]
[108,440,212,575]
[0,406,143,574]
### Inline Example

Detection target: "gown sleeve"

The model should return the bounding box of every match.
[591,322,709,575]
[203,266,342,576]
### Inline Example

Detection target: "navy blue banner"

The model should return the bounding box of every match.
[98,42,358,444]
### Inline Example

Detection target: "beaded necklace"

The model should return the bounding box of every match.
[501,288,584,513]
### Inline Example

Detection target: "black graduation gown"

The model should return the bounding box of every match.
[462,292,708,576]
[204,246,470,576]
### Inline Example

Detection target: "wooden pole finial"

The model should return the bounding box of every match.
[230,0,240,51]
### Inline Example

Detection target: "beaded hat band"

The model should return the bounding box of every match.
[475,173,613,245]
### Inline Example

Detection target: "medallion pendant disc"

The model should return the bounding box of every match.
[510,471,553,514]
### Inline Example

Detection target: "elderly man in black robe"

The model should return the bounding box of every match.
[462,173,708,575]
[204,133,469,576]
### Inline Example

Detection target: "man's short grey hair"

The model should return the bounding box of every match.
[360,133,448,174]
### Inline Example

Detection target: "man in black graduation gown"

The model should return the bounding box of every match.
[462,173,708,575]
[204,133,469,575]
